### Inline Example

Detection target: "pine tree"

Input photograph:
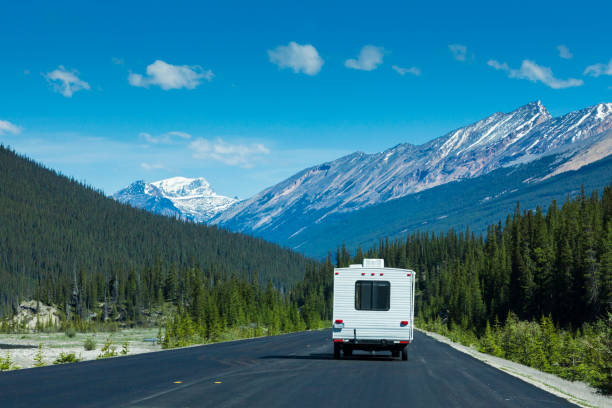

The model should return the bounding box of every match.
[33,343,45,367]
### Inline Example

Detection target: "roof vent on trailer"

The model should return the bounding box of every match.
[362,258,384,269]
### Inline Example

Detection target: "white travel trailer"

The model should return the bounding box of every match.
[332,258,415,360]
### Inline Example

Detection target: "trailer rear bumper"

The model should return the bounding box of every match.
[333,338,410,351]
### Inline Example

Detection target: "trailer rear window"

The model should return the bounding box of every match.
[355,281,390,311]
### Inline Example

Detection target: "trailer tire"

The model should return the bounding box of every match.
[401,347,408,361]
[334,343,341,359]
[344,347,352,356]
[392,350,399,358]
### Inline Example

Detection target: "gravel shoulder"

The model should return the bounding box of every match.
[0,328,161,369]
[417,328,611,408]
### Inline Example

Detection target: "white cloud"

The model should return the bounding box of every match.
[0,120,21,136]
[128,60,213,90]
[189,137,270,167]
[345,45,385,71]
[140,131,192,144]
[557,45,573,60]
[392,65,421,76]
[268,42,324,75]
[45,66,91,97]
[487,60,510,71]
[584,58,612,77]
[112,57,125,65]
[140,162,165,170]
[449,44,468,61]
[166,131,192,139]
[487,59,583,89]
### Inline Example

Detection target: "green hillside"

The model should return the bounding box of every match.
[0,145,314,317]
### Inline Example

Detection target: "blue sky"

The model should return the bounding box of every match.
[0,0,611,198]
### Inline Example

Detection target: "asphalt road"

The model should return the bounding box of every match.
[0,330,577,408]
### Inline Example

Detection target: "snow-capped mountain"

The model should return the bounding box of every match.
[213,101,612,237]
[113,177,236,223]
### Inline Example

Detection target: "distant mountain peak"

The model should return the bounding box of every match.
[149,176,215,198]
[525,99,546,110]
[121,180,146,194]
[113,176,236,223]
[519,100,550,120]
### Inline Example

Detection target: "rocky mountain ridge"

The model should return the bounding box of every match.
[213,102,612,236]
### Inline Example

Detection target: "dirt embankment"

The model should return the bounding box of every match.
[11,300,61,330]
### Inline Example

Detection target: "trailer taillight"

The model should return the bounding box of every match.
[335,319,343,324]
[400,321,409,326]
[335,272,339,275]
[399,340,410,344]
[333,339,344,343]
